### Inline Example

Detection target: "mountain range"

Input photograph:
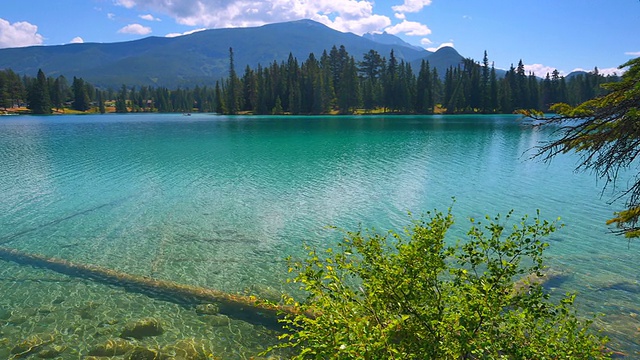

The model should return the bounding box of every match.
[0,19,465,89]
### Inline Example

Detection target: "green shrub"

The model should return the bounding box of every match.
[266,209,609,359]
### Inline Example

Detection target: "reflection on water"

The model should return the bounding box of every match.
[0,114,638,358]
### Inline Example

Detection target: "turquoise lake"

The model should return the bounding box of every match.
[0,113,638,358]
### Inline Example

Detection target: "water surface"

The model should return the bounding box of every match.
[0,114,638,357]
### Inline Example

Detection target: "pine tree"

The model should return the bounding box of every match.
[28,69,51,114]
[481,51,491,113]
[115,84,128,113]
[72,77,91,111]
[336,56,360,113]
[383,50,399,112]
[214,81,226,114]
[489,63,498,112]
[416,60,433,113]
[97,91,106,114]
[272,96,284,115]
[320,50,335,112]
[227,47,240,114]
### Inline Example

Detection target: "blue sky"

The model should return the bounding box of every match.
[1,0,638,76]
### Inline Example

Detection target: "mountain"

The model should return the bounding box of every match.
[0,19,464,89]
[362,32,426,52]
[566,70,589,79]
[410,46,465,75]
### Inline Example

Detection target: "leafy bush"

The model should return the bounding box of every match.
[266,209,609,359]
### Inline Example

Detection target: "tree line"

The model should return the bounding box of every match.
[0,46,619,115]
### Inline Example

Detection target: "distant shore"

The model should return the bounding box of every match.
[2,105,451,116]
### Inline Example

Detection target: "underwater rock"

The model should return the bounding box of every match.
[120,318,164,339]
[89,338,135,356]
[0,308,11,320]
[36,344,67,358]
[97,318,120,328]
[200,314,230,327]
[10,333,55,358]
[195,303,220,315]
[599,281,640,294]
[77,301,102,320]
[124,346,165,360]
[36,306,54,315]
[164,338,214,359]
[0,338,10,359]
[513,268,566,294]
[7,314,28,325]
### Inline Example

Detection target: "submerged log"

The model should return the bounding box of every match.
[0,246,288,329]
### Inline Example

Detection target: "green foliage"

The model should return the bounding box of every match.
[3,45,617,115]
[531,57,640,237]
[27,69,52,114]
[266,209,608,359]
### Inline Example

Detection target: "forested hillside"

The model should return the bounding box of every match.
[1,46,617,115]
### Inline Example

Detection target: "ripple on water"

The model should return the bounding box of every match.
[0,114,639,357]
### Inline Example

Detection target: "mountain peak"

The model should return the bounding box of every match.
[434,46,459,55]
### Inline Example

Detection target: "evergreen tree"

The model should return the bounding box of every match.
[416,60,433,114]
[227,47,240,114]
[489,63,498,112]
[527,72,540,109]
[97,91,106,114]
[50,76,67,111]
[481,51,491,113]
[515,60,529,109]
[0,72,9,109]
[214,81,226,114]
[72,77,91,111]
[272,96,284,115]
[115,84,128,113]
[383,50,400,112]
[320,50,335,112]
[28,69,51,114]
[358,49,383,111]
[300,53,320,114]
[255,65,269,114]
[336,56,360,113]
[242,65,258,113]
[285,53,301,113]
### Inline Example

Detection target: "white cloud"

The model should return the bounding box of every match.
[113,0,393,35]
[426,42,454,52]
[0,18,44,48]
[140,14,161,21]
[625,51,640,56]
[165,28,207,37]
[107,13,116,20]
[315,13,391,35]
[420,38,432,46]
[384,20,431,36]
[118,23,152,35]
[596,67,623,76]
[115,0,137,8]
[392,0,432,13]
[524,64,562,77]
[70,36,84,44]
[395,13,406,20]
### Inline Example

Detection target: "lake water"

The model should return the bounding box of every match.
[0,113,638,358]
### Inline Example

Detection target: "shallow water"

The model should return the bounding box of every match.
[0,113,638,357]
